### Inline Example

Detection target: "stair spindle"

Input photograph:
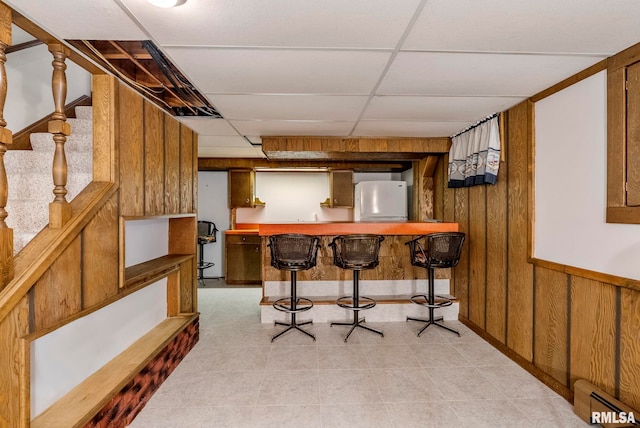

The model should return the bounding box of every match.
[0,4,13,289]
[48,43,71,229]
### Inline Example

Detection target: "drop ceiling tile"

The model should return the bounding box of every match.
[211,95,369,121]
[197,136,250,148]
[377,52,605,96]
[5,0,147,40]
[178,118,240,136]
[122,0,421,48]
[405,0,640,55]
[363,96,524,121]
[198,146,265,158]
[164,48,391,94]
[229,120,356,136]
[353,120,474,138]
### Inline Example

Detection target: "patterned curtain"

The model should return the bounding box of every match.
[448,114,501,188]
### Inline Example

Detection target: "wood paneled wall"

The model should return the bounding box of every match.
[437,99,640,410]
[0,76,199,424]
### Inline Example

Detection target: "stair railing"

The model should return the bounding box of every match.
[0,5,13,290]
[48,43,71,229]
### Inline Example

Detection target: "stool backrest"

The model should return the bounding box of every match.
[406,232,465,269]
[198,221,218,242]
[330,234,384,270]
[268,234,320,271]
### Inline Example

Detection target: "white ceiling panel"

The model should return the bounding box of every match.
[8,0,640,158]
[353,121,474,137]
[211,95,370,121]
[177,118,240,136]
[164,48,391,94]
[363,96,525,121]
[5,0,147,40]
[198,146,266,158]
[405,0,640,55]
[197,136,250,148]
[230,120,356,137]
[122,0,421,48]
[377,52,605,96]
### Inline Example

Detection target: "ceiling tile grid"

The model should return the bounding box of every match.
[6,0,640,157]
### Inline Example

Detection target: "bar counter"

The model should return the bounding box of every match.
[258,221,458,236]
[258,221,460,324]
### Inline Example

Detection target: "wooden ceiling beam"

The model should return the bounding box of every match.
[261,136,451,161]
[198,158,412,172]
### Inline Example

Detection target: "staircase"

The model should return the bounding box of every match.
[5,106,93,253]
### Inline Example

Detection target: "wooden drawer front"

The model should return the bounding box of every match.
[226,234,261,245]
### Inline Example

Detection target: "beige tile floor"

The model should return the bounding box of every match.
[129,287,589,428]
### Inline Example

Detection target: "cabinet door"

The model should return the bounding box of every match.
[225,236,262,285]
[330,170,354,207]
[228,169,254,208]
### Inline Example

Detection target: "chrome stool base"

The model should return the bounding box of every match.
[272,319,315,342]
[406,315,460,337]
[331,316,383,342]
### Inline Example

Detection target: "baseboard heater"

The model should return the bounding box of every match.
[574,379,639,427]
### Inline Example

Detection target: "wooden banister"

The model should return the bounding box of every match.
[48,43,71,229]
[0,3,13,290]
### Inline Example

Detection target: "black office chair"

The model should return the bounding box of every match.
[330,234,385,342]
[405,232,465,337]
[197,221,218,285]
[268,234,321,342]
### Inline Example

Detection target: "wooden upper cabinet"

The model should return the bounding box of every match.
[229,169,254,208]
[228,169,265,208]
[607,43,640,223]
[321,169,353,208]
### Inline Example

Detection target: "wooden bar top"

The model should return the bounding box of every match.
[258,221,458,236]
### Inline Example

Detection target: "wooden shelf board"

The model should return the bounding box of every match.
[31,314,197,428]
[124,254,193,288]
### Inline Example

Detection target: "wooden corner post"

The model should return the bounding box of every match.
[0,3,13,289]
[48,43,71,228]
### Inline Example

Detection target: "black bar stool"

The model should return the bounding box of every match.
[197,221,218,285]
[405,232,465,337]
[268,234,321,342]
[329,234,385,342]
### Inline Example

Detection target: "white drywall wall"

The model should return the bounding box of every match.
[535,70,640,280]
[31,279,167,417]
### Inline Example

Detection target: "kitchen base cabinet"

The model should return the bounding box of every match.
[225,234,262,285]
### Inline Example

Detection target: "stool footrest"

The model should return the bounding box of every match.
[336,295,376,311]
[410,294,453,309]
[197,262,214,269]
[273,297,314,314]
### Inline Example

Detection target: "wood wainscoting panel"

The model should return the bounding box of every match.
[82,193,119,308]
[453,187,470,319]
[534,266,569,386]
[506,101,534,361]
[485,157,508,344]
[468,185,487,328]
[144,101,165,216]
[570,276,617,397]
[619,287,640,410]
[179,257,195,313]
[164,117,181,215]
[32,236,82,332]
[118,85,144,216]
[179,125,194,214]
[0,296,29,427]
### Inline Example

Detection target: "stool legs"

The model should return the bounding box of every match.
[406,267,460,337]
[331,270,383,342]
[272,271,316,342]
[197,242,215,286]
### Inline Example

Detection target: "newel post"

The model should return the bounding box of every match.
[48,43,71,229]
[0,4,12,289]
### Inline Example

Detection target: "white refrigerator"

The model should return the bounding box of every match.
[353,181,408,222]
